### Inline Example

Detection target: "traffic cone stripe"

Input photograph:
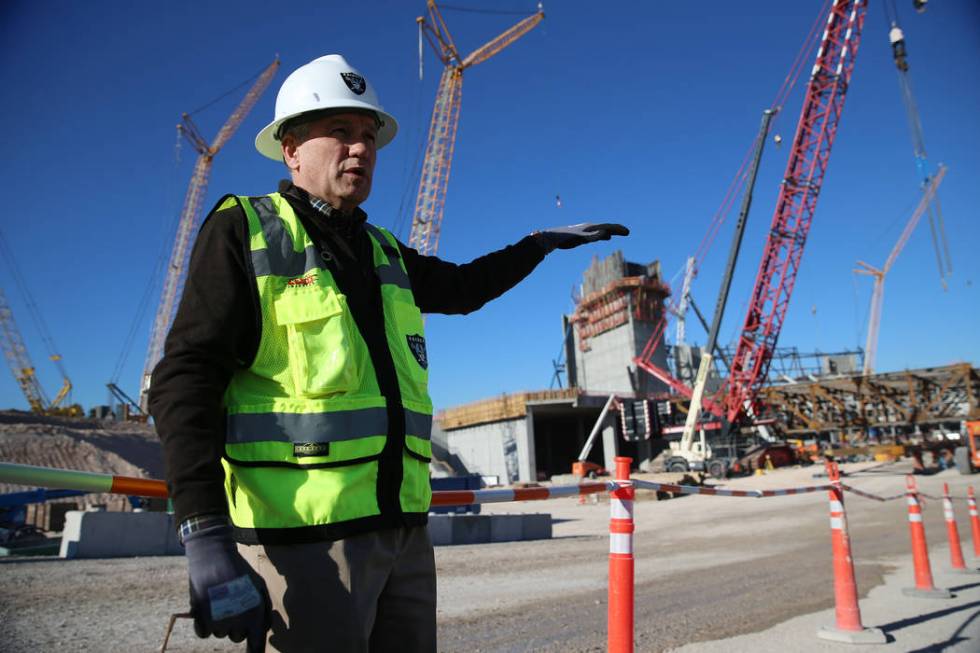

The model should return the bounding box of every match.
[909,513,923,522]
[609,533,633,554]
[830,516,844,529]
[611,497,633,520]
[830,499,843,512]
[943,483,969,570]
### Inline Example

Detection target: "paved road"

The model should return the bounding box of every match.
[2,461,976,652]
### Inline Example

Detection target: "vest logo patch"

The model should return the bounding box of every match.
[406,334,428,370]
[340,72,366,95]
[293,442,329,458]
[286,274,316,287]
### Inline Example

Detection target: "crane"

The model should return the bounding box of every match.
[0,226,77,415]
[139,57,279,412]
[672,109,775,472]
[856,164,945,375]
[409,1,544,257]
[0,287,48,414]
[885,0,951,288]
[723,0,869,425]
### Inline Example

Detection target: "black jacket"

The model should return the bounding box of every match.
[149,181,547,535]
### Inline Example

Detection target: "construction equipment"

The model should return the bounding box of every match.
[954,421,980,475]
[637,0,868,473]
[0,225,79,416]
[409,1,543,257]
[572,394,618,478]
[855,165,945,375]
[667,109,774,474]
[106,382,146,421]
[139,57,279,412]
[723,0,868,426]
[884,0,951,289]
[0,286,49,414]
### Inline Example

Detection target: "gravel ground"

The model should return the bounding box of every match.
[2,460,977,652]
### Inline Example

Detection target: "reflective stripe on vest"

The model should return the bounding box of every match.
[227,408,433,444]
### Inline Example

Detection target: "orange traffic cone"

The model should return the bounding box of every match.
[902,475,952,598]
[816,461,886,643]
[943,483,979,574]
[968,486,980,559]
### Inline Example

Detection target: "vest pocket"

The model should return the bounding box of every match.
[274,287,357,397]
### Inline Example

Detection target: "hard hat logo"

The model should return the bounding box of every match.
[340,73,366,95]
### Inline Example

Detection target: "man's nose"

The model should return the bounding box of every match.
[348,139,373,159]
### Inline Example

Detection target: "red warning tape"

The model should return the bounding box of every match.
[628,479,832,498]
[839,484,905,502]
[429,481,611,507]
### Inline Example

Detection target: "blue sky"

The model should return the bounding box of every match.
[0,1,977,413]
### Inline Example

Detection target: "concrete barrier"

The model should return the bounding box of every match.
[59,511,183,559]
[428,513,552,546]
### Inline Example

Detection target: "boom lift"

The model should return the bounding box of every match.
[856,165,945,375]
[410,1,543,257]
[668,109,775,475]
[139,57,279,412]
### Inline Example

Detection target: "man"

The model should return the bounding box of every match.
[150,54,627,652]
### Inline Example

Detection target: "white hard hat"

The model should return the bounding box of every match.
[255,54,398,160]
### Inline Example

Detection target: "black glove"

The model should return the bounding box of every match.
[533,223,630,253]
[183,520,271,652]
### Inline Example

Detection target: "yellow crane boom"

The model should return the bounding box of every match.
[409,1,544,257]
[139,57,279,412]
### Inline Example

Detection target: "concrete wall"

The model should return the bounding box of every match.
[60,511,184,559]
[572,310,668,395]
[443,418,534,484]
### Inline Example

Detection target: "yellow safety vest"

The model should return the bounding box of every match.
[217,193,432,543]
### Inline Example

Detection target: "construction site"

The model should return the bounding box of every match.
[1,0,979,651]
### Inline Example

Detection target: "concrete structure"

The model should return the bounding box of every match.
[427,513,552,546]
[436,251,670,481]
[59,510,183,558]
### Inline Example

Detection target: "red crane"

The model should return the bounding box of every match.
[636,0,869,428]
[139,57,279,411]
[410,1,543,257]
[724,0,868,423]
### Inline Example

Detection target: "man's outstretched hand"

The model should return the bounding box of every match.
[533,223,630,253]
[184,520,271,653]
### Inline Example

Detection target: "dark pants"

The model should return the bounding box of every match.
[238,526,437,652]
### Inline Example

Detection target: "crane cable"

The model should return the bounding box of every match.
[0,228,70,383]
[883,0,952,288]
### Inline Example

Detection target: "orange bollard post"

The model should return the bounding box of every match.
[943,483,979,574]
[608,456,634,653]
[968,487,980,559]
[817,461,886,644]
[902,475,952,598]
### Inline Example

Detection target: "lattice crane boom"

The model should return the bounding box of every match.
[140,57,279,411]
[724,0,868,423]
[856,164,945,375]
[409,2,544,257]
[0,287,48,413]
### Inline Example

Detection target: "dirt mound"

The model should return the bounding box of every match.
[0,410,164,493]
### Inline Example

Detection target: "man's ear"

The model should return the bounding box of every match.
[281,135,300,171]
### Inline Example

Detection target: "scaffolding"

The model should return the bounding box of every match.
[570,251,670,351]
